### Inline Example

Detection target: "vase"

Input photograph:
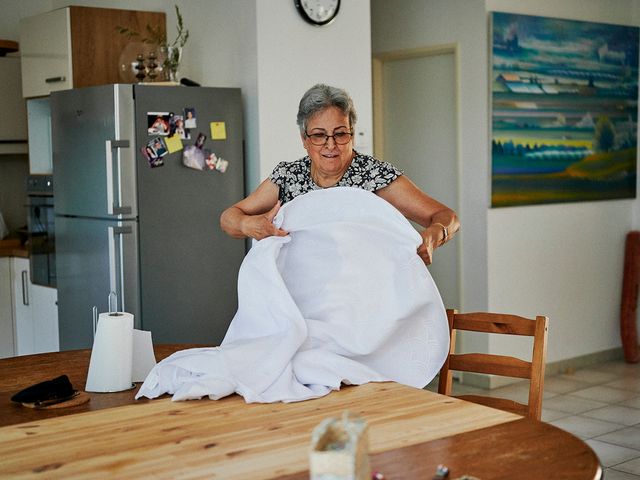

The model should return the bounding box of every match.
[163,46,182,83]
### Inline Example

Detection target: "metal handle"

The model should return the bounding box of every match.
[105,139,131,216]
[45,76,66,83]
[108,225,132,314]
[21,271,29,306]
[92,306,98,338]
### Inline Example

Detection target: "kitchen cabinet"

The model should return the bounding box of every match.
[20,6,166,98]
[0,55,28,154]
[10,257,59,356]
[0,258,15,359]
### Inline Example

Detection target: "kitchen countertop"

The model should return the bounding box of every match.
[0,238,28,258]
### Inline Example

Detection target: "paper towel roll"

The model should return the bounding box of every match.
[85,312,134,392]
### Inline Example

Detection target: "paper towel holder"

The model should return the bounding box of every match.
[108,291,123,316]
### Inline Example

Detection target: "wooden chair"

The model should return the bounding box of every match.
[438,309,549,420]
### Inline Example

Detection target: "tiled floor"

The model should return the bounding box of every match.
[426,359,640,478]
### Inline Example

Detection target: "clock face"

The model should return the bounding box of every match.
[295,0,341,26]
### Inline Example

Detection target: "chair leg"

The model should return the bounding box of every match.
[621,232,640,363]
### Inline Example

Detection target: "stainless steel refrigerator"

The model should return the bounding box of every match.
[52,84,246,350]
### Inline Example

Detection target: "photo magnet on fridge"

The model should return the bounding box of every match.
[147,112,172,135]
[169,115,190,140]
[184,107,197,129]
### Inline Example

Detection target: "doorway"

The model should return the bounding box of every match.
[373,46,460,309]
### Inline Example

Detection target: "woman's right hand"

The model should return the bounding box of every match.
[240,202,289,240]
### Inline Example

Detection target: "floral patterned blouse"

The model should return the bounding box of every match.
[269,152,403,205]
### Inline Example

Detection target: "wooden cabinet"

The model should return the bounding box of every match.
[8,257,59,356]
[0,56,28,154]
[20,6,166,98]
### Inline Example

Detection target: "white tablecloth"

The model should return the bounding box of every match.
[137,187,449,403]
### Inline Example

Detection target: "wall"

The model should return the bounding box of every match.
[254,1,373,184]
[371,0,640,369]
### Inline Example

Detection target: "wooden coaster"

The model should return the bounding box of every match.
[21,391,91,409]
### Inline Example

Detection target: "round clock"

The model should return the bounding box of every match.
[294,0,341,27]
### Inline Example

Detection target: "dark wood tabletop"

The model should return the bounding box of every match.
[0,344,195,427]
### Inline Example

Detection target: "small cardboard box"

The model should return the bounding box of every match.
[309,411,371,480]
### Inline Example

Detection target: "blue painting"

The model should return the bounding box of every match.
[491,12,638,207]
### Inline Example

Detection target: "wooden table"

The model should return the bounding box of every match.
[0,348,602,479]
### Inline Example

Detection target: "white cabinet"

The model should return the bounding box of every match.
[0,258,15,359]
[0,56,28,154]
[10,257,59,356]
[11,258,32,354]
[19,8,73,99]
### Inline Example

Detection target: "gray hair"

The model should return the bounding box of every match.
[296,84,357,134]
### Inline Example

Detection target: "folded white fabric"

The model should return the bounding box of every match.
[136,187,449,403]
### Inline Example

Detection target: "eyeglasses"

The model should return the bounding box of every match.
[305,130,353,146]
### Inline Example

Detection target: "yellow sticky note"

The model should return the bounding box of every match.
[165,135,183,153]
[210,122,227,140]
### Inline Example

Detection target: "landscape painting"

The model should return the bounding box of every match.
[491,12,639,207]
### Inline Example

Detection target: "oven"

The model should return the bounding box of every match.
[26,174,56,288]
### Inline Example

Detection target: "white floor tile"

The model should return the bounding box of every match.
[542,394,608,414]
[570,385,639,404]
[607,378,640,393]
[543,376,591,394]
[582,405,640,427]
[596,427,640,450]
[615,456,640,476]
[620,397,640,409]
[586,439,640,467]
[557,369,620,384]
[604,468,640,479]
[550,415,624,439]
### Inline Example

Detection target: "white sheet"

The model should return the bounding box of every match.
[136,187,449,403]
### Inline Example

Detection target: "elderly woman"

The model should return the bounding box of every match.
[221,84,459,265]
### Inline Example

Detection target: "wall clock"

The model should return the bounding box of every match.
[294,0,341,27]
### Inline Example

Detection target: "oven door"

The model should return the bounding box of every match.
[27,195,56,287]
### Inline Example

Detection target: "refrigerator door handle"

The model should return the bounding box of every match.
[108,224,132,313]
[105,139,132,216]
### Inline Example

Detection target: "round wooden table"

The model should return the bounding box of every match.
[0,348,602,479]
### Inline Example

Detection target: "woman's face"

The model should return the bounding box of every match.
[302,106,353,178]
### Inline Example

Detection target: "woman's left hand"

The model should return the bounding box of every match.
[417,226,440,265]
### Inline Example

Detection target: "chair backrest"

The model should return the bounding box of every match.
[437,309,549,420]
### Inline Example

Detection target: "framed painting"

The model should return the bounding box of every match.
[490,12,639,207]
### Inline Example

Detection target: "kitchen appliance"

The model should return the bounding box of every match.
[26,174,56,287]
[52,84,245,350]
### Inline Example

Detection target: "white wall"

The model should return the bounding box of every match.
[372,0,640,367]
[255,1,373,184]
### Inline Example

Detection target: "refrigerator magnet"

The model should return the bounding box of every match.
[169,115,190,140]
[210,121,227,140]
[147,112,172,136]
[141,138,167,169]
[184,108,197,129]
[215,157,229,173]
[182,145,206,171]
[195,132,206,149]
[165,134,183,154]
[205,152,218,171]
